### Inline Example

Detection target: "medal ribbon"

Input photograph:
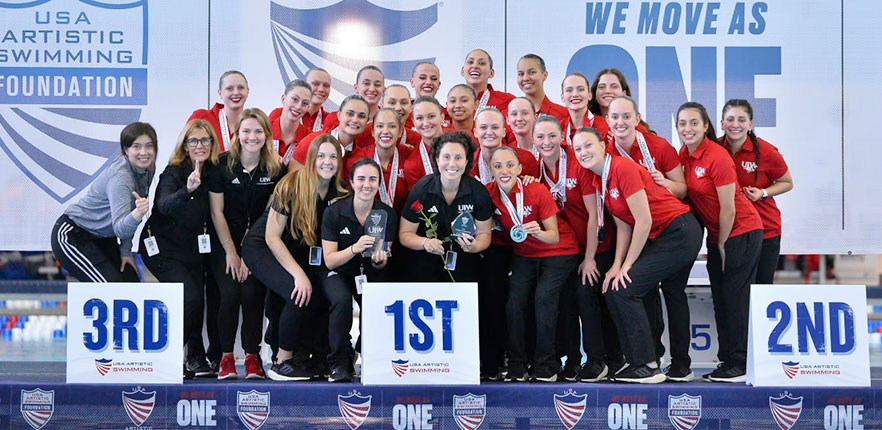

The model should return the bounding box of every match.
[499,178,525,228]
[419,141,433,177]
[541,147,568,205]
[219,107,231,152]
[474,87,491,119]
[614,131,656,172]
[476,151,493,185]
[565,110,595,146]
[374,147,399,206]
[595,154,613,231]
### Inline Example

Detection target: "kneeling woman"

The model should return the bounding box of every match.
[321,158,397,381]
[242,135,346,381]
[575,127,702,384]
[400,131,493,282]
[487,147,580,382]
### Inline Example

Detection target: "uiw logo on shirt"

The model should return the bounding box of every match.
[694,166,706,179]
[609,189,620,200]
[741,161,757,173]
[566,178,578,190]
[523,205,533,217]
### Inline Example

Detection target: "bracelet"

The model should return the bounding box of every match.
[421,237,428,250]
[350,245,357,255]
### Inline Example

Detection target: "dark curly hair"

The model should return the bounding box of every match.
[430,131,477,174]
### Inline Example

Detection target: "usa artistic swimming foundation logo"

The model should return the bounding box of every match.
[95,357,113,376]
[338,390,372,430]
[452,393,486,430]
[782,361,799,379]
[0,0,148,202]
[121,387,155,427]
[769,392,803,430]
[553,389,587,430]
[237,390,270,430]
[270,0,438,108]
[19,388,54,430]
[667,394,701,430]
[391,359,409,377]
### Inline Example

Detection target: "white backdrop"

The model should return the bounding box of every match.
[1,0,880,254]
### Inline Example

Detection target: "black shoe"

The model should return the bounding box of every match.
[707,363,745,383]
[558,362,579,382]
[266,358,313,382]
[607,358,628,376]
[665,363,694,382]
[183,364,195,380]
[505,362,529,382]
[612,364,666,384]
[187,357,214,377]
[578,359,609,383]
[481,370,504,381]
[329,364,355,382]
[209,359,220,374]
[701,362,731,381]
[532,365,559,383]
[307,355,330,379]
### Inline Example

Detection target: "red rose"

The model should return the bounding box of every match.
[411,200,423,213]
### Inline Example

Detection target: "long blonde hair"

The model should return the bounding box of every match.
[273,134,348,246]
[226,108,282,177]
[169,120,220,167]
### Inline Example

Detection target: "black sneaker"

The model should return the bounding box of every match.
[532,365,559,382]
[266,358,313,381]
[701,362,731,381]
[707,363,745,383]
[209,359,220,374]
[505,362,529,382]
[665,363,694,382]
[307,356,330,379]
[329,364,355,382]
[612,364,666,384]
[607,358,628,376]
[558,362,579,382]
[187,357,214,377]
[578,359,609,383]
[183,364,195,380]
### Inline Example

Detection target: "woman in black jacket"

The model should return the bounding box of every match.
[138,119,219,376]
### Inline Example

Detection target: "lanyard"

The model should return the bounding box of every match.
[499,179,525,228]
[374,147,399,206]
[219,107,231,152]
[615,132,656,172]
[595,155,612,231]
[419,141,433,177]
[541,147,568,204]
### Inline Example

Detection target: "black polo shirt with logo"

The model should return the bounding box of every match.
[321,195,397,278]
[401,173,493,282]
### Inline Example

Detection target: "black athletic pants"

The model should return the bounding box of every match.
[51,214,139,283]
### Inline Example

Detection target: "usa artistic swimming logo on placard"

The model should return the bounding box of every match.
[95,357,112,376]
[782,361,799,379]
[391,359,409,377]
[769,392,803,430]
[452,393,486,430]
[20,388,54,430]
[667,394,701,430]
[269,0,438,108]
[121,387,155,428]
[237,390,270,430]
[553,389,587,430]
[0,0,148,203]
[338,390,372,430]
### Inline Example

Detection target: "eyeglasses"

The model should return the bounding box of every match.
[185,138,213,148]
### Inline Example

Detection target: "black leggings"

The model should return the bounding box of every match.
[140,252,205,359]
[50,214,139,283]
[569,249,623,365]
[242,242,327,356]
[477,245,512,374]
[322,273,362,367]
[212,248,266,355]
[755,235,781,285]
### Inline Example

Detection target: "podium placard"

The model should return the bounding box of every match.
[747,284,869,386]
[67,283,183,384]
[361,282,479,385]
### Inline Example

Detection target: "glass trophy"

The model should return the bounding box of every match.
[362,209,387,257]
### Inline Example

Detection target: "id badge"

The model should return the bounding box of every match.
[197,234,211,253]
[355,274,367,294]
[309,246,323,266]
[444,251,458,271]
[143,236,159,256]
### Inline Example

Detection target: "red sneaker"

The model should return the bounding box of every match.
[217,354,237,380]
[245,354,266,380]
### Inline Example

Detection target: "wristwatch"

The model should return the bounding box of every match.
[760,189,769,201]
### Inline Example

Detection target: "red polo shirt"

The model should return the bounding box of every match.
[486,181,579,258]
[563,111,611,145]
[291,130,369,167]
[607,131,680,174]
[469,147,539,185]
[722,136,789,239]
[592,156,690,239]
[679,138,762,244]
[476,84,516,114]
[188,103,232,152]
[346,144,409,213]
[269,110,312,158]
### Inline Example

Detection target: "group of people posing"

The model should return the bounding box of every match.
[50,49,793,384]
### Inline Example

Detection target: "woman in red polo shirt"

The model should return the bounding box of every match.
[506,97,538,157]
[487,147,580,383]
[719,99,793,284]
[589,69,652,134]
[346,109,409,213]
[517,54,568,125]
[533,115,622,382]
[574,127,701,383]
[189,70,249,152]
[447,84,477,133]
[461,49,515,114]
[289,95,371,171]
[270,80,313,162]
[677,102,763,383]
[402,96,445,190]
[560,73,610,145]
